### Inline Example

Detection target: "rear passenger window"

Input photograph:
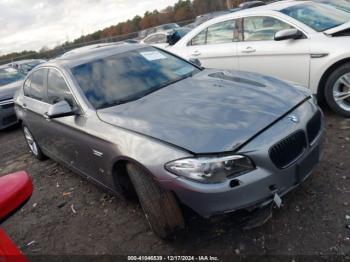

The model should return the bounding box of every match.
[29,70,46,101]
[189,19,238,46]
[190,29,207,46]
[47,69,76,107]
[207,20,236,44]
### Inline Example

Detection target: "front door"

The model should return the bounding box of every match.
[237,16,311,87]
[42,68,82,167]
[45,68,108,184]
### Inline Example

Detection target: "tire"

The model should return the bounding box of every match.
[22,125,46,161]
[324,63,350,118]
[126,163,185,239]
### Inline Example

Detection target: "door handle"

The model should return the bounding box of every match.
[22,103,27,110]
[242,47,256,54]
[192,50,201,57]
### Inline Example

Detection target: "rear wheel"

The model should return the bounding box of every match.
[126,163,185,239]
[23,126,46,160]
[324,63,350,117]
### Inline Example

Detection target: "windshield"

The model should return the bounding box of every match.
[281,3,350,32]
[0,67,25,86]
[71,47,200,109]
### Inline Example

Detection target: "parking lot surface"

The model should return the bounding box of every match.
[1,108,350,257]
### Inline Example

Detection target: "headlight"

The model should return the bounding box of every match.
[165,155,255,184]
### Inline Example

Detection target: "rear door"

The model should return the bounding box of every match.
[22,68,50,147]
[236,16,310,86]
[185,19,240,70]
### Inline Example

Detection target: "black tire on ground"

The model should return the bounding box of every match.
[126,163,185,239]
[22,125,46,161]
[324,63,350,118]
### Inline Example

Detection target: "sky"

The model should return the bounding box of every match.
[0,0,178,55]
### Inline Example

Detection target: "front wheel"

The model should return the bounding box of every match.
[126,163,185,239]
[324,63,350,118]
[23,125,46,160]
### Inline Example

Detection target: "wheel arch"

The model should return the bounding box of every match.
[317,57,350,103]
[111,157,155,198]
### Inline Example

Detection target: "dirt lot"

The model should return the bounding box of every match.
[1,107,350,260]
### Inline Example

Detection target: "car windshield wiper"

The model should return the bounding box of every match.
[151,74,190,91]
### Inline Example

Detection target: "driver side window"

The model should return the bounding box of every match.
[243,16,294,41]
[47,69,76,108]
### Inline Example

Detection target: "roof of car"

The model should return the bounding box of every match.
[200,0,310,24]
[46,42,149,68]
[241,0,307,12]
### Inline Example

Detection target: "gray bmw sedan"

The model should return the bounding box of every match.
[14,43,324,238]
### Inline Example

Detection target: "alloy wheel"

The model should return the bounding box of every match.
[23,127,38,156]
[333,73,350,112]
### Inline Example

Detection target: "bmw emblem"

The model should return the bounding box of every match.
[288,115,299,123]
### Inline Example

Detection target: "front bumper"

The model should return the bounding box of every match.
[0,100,17,130]
[160,99,325,217]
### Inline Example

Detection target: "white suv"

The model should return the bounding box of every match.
[170,1,350,117]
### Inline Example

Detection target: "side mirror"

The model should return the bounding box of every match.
[46,100,75,119]
[274,29,303,41]
[189,58,202,68]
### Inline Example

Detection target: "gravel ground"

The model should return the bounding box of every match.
[0,108,349,260]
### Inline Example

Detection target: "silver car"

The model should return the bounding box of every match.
[0,65,25,130]
[11,59,46,75]
[14,44,325,238]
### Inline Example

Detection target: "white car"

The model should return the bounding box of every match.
[170,1,350,117]
[312,0,350,13]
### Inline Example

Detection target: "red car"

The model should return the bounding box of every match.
[0,171,33,262]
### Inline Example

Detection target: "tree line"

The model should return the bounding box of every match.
[0,0,247,64]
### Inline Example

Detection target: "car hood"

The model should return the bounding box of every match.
[97,69,309,154]
[0,80,23,101]
[324,21,350,35]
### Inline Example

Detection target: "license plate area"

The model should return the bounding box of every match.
[297,145,320,183]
